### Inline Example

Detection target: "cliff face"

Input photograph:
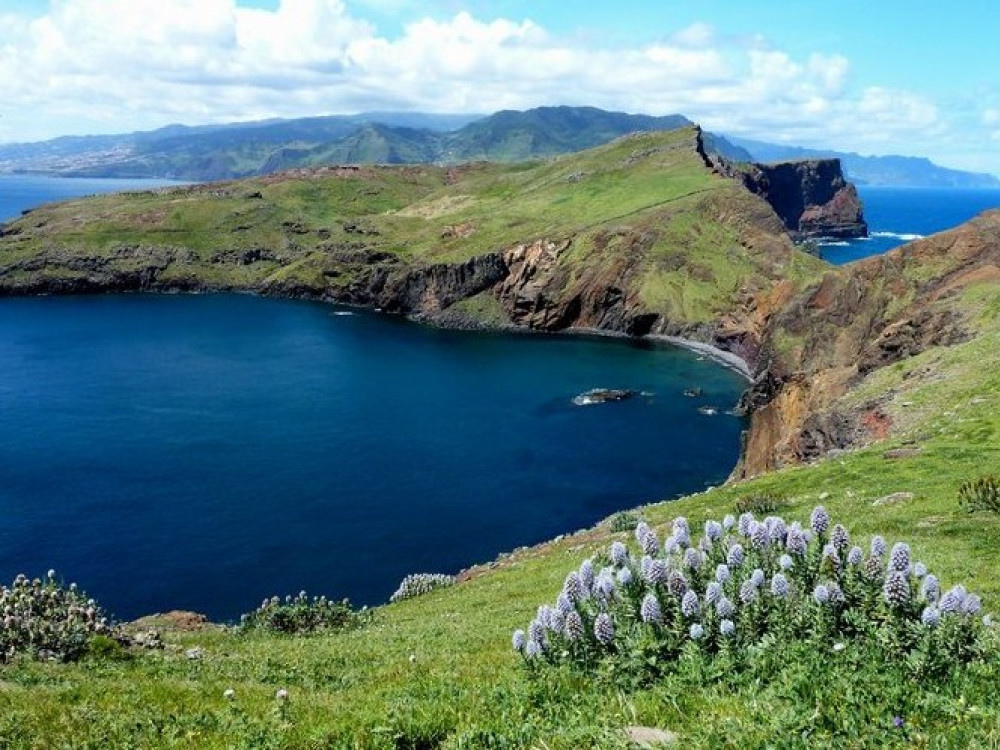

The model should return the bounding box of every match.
[736,160,868,240]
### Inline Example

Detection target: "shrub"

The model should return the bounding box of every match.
[608,511,641,533]
[390,573,456,603]
[958,476,1000,513]
[240,592,369,634]
[0,570,113,662]
[734,492,785,516]
[514,509,990,686]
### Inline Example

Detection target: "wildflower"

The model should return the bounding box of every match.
[705,581,722,605]
[864,555,884,582]
[525,639,542,658]
[889,543,911,573]
[640,529,660,557]
[705,520,723,542]
[720,619,736,637]
[564,610,584,641]
[663,536,679,555]
[813,584,831,605]
[641,593,663,624]
[738,512,755,537]
[750,568,766,588]
[716,597,735,619]
[616,567,634,587]
[883,571,910,607]
[644,558,668,586]
[810,506,830,537]
[409,653,417,664]
[984,614,994,628]
[770,573,790,598]
[594,612,614,646]
[548,609,565,635]
[579,560,596,591]
[673,516,690,535]
[563,572,583,603]
[822,543,841,567]
[962,594,982,616]
[765,516,787,541]
[556,593,574,616]
[46,569,56,580]
[528,619,546,646]
[779,554,794,571]
[610,541,629,567]
[727,544,745,568]
[684,548,702,570]
[921,607,941,628]
[920,574,940,603]
[682,590,700,618]
[689,623,705,640]
[847,546,864,566]
[715,564,731,583]
[893,716,904,729]
[276,689,289,701]
[536,605,554,630]
[913,562,927,578]
[786,529,807,557]
[224,688,235,700]
[722,514,736,531]
[833,642,845,652]
[831,524,849,551]
[512,629,526,651]
[667,570,689,596]
[595,570,616,601]
[739,581,758,604]
[870,535,888,558]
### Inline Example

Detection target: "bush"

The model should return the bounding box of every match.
[513,508,990,686]
[240,592,369,634]
[390,573,456,603]
[958,476,1000,513]
[0,570,113,662]
[608,511,641,533]
[734,492,785,516]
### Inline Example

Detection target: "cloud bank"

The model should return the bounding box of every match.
[0,0,993,173]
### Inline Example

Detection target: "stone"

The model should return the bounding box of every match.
[185,647,204,660]
[884,447,922,460]
[626,726,679,747]
[572,388,636,405]
[873,492,915,507]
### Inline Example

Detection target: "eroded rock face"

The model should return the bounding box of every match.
[738,160,868,240]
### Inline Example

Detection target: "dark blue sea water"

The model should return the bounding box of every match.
[0,174,185,223]
[0,294,747,620]
[818,187,1000,264]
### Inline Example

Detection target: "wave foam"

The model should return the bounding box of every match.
[871,231,924,241]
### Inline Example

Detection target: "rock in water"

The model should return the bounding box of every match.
[572,388,636,406]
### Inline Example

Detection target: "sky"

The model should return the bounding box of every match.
[1,0,999,175]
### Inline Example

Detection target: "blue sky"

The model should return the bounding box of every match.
[1,0,998,174]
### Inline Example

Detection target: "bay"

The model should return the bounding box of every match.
[0,294,747,620]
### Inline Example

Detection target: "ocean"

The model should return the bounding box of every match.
[817,186,1000,264]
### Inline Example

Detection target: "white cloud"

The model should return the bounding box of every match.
[983,109,1000,126]
[0,0,993,174]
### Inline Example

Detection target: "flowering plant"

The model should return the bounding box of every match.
[241,591,369,634]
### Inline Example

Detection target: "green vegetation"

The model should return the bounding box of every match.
[239,593,369,635]
[733,492,786,516]
[958,476,1000,514]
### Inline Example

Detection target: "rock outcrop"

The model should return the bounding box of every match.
[736,159,868,240]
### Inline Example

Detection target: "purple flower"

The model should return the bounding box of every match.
[813,585,830,605]
[641,593,663,624]
[684,548,702,570]
[579,559,596,591]
[705,520,723,542]
[920,606,940,628]
[548,609,565,634]
[765,516,787,541]
[525,639,542,658]
[715,564,731,583]
[689,623,705,640]
[616,567,634,587]
[847,546,864,566]
[720,619,735,637]
[644,558,668,586]
[822,543,841,567]
[667,570,689,596]
[727,544,745,568]
[594,612,614,646]
[750,568,766,588]
[610,541,628,567]
[786,529,807,557]
[640,529,660,557]
[962,593,982,616]
[595,570,616,601]
[739,581,758,604]
[556,593,574,616]
[716,597,735,619]
[563,572,583,603]
[738,513,756,537]
[810,506,830,537]
[831,524,849,551]
[705,581,722,605]
[564,610,584,641]
[883,571,910,607]
[751,522,768,549]
[913,562,927,578]
[889,543,911,573]
[512,629,526,651]
[722,514,736,531]
[893,716,904,729]
[528,619,546,645]
[673,516,690,535]
[635,521,651,545]
[682,590,700,618]
[779,554,794,571]
[920,574,940,603]
[870,535,887,558]
[770,573,790,598]
[664,536,680,555]
[940,586,964,614]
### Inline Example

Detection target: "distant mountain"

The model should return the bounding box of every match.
[0,107,746,181]
[728,136,1000,188]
